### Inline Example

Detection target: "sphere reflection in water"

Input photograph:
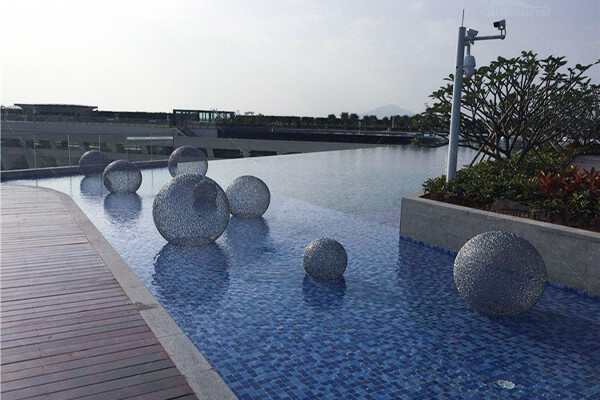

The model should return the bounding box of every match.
[302,275,347,311]
[80,176,108,199]
[224,217,271,253]
[153,244,230,311]
[103,193,142,224]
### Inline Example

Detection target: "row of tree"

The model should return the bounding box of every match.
[419,51,599,165]
[224,112,419,131]
[1,105,420,132]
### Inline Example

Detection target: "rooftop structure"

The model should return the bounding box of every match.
[14,103,98,117]
[173,109,235,124]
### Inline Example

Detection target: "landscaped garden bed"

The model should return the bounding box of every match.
[418,51,599,233]
[422,149,600,232]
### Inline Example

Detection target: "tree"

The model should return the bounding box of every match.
[421,51,600,164]
[349,113,359,128]
[340,112,349,128]
[566,85,600,147]
[328,114,337,126]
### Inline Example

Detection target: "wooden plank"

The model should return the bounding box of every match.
[1,361,177,400]
[1,307,138,334]
[1,334,158,373]
[0,185,199,399]
[47,375,192,400]
[1,287,126,311]
[1,343,164,382]
[1,298,133,324]
[1,280,119,303]
[1,351,169,391]
[1,319,148,350]
[1,314,143,342]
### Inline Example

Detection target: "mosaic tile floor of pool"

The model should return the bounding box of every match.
[14,172,600,399]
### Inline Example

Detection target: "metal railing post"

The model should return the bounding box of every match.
[33,134,37,169]
[68,134,72,166]
[446,26,466,182]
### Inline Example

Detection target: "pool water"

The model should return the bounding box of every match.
[11,147,600,399]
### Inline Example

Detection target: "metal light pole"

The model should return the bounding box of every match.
[446,19,506,182]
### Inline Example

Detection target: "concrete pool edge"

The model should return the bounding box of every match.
[400,190,600,296]
[29,184,238,400]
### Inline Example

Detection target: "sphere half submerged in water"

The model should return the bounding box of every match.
[453,231,547,316]
[303,238,348,280]
[168,146,208,177]
[226,175,270,218]
[102,160,142,193]
[153,174,230,246]
[79,150,110,176]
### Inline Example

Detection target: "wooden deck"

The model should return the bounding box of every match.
[0,185,198,400]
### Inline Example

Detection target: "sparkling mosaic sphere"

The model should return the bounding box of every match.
[102,160,142,193]
[226,175,270,218]
[454,231,547,316]
[79,150,110,176]
[153,174,230,246]
[168,146,208,177]
[303,238,348,280]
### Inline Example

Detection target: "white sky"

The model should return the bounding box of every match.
[1,0,598,116]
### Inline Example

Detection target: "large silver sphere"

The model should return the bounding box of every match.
[303,238,348,280]
[102,160,142,193]
[226,175,270,218]
[79,150,110,176]
[168,146,208,177]
[153,174,230,246]
[454,231,547,316]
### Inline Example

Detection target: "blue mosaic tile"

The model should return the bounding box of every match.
[12,164,600,399]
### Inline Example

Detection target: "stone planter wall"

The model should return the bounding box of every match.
[400,191,600,296]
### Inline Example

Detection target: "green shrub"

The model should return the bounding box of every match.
[422,149,599,231]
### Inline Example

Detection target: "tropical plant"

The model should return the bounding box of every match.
[422,149,599,231]
[421,51,600,165]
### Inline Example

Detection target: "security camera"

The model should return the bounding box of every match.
[493,19,506,31]
[463,55,476,78]
[467,29,479,39]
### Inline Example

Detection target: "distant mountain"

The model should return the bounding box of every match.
[363,104,415,118]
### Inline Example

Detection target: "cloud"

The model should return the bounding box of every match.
[410,1,425,11]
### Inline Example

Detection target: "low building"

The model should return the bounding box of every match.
[15,103,97,117]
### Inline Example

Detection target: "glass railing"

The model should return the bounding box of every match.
[1,114,170,127]
[1,131,176,171]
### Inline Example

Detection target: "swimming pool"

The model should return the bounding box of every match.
[11,147,600,399]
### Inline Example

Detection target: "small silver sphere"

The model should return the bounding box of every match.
[454,231,547,316]
[102,160,142,193]
[303,238,347,280]
[226,176,270,218]
[79,150,110,176]
[153,174,230,246]
[168,146,208,177]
